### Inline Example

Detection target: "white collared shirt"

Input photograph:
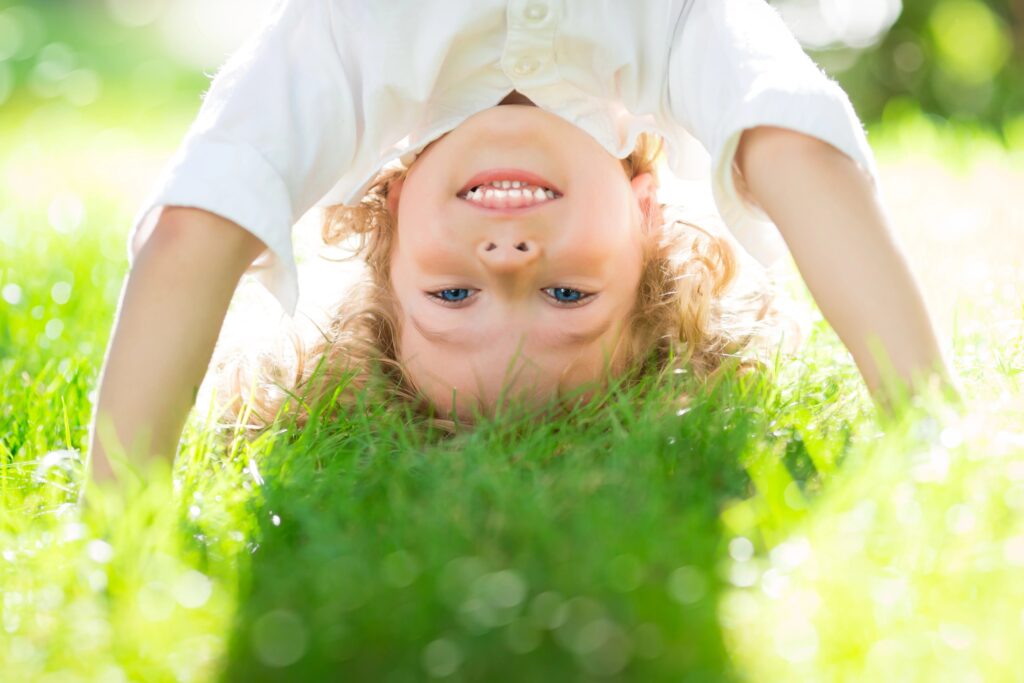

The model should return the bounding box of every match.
[128,0,878,317]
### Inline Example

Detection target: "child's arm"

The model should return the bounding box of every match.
[735,125,958,404]
[665,0,958,405]
[89,2,360,493]
[86,207,267,486]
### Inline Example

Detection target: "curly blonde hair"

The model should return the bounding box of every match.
[210,133,780,435]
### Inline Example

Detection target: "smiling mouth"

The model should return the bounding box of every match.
[458,180,561,209]
[456,169,563,210]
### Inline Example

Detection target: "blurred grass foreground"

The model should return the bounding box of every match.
[3,1,1024,681]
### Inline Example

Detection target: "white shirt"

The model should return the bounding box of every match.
[128,0,878,317]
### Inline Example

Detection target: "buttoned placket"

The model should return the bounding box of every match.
[502,0,561,87]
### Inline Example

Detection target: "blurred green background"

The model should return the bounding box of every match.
[779,0,1024,133]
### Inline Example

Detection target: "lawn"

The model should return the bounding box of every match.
[2,94,1023,681]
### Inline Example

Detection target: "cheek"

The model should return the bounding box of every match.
[393,192,464,271]
[388,251,416,303]
[395,169,453,235]
[561,195,644,274]
[393,232,469,279]
[569,168,638,234]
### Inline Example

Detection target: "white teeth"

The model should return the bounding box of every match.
[471,180,558,192]
[460,181,561,205]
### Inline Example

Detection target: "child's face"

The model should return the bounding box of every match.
[387,103,657,418]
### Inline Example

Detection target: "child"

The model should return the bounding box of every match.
[208,123,782,432]
[86,0,955,483]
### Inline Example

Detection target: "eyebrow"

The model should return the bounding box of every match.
[409,314,612,349]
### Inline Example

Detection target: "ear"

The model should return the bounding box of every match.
[387,176,405,217]
[630,172,663,236]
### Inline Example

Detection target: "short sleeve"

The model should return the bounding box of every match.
[127,0,358,317]
[666,0,879,266]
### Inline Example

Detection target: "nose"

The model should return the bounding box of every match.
[477,238,541,274]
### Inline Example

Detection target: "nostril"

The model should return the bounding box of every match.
[485,242,497,251]
[515,242,528,252]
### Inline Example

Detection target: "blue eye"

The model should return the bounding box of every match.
[432,288,473,303]
[544,287,589,304]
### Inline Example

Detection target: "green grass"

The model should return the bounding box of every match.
[2,101,1023,681]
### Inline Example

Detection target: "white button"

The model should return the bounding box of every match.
[524,4,548,21]
[512,56,540,76]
